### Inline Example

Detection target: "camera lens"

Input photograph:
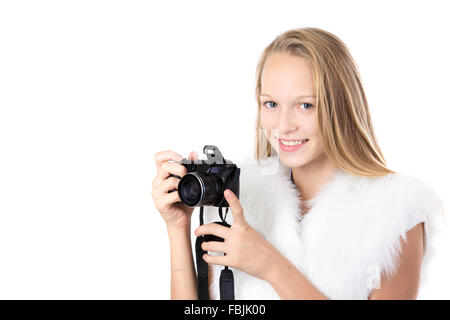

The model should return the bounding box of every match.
[181,179,201,204]
[178,172,222,207]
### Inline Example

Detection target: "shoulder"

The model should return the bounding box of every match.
[363,171,444,234]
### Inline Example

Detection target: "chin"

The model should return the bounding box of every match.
[279,154,311,169]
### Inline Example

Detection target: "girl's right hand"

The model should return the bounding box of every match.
[151,150,199,232]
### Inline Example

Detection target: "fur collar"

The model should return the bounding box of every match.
[195,156,444,299]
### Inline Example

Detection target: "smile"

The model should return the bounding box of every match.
[278,138,309,152]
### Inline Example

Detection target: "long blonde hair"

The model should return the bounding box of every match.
[254,27,395,177]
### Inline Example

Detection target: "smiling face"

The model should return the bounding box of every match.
[259,52,326,169]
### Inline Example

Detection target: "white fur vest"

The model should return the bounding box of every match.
[193,155,445,300]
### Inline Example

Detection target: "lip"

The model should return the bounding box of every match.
[278,138,309,152]
[279,138,308,141]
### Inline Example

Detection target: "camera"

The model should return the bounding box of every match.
[169,145,240,208]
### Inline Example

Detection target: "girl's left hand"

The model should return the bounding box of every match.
[194,189,280,281]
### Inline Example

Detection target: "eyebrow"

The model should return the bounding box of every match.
[260,93,316,99]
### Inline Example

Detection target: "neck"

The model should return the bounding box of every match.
[291,153,339,202]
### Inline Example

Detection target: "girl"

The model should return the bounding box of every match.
[151,27,444,299]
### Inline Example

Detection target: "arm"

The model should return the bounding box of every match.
[369,222,424,299]
[167,226,198,300]
[265,254,328,300]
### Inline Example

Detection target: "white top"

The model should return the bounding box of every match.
[195,156,444,299]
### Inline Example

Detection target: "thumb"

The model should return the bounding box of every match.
[224,189,245,225]
[188,151,198,162]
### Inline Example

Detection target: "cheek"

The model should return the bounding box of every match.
[301,114,319,137]
[305,119,325,153]
[260,110,277,141]
[259,109,274,129]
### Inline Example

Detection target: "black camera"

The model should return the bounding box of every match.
[169,145,240,208]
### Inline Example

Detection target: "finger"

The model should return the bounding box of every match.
[195,223,230,239]
[157,176,181,194]
[224,189,245,225]
[202,254,229,267]
[188,151,198,162]
[201,241,228,254]
[153,162,188,188]
[160,189,182,207]
[152,186,183,210]
[154,150,183,169]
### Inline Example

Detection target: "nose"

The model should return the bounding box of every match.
[277,105,299,137]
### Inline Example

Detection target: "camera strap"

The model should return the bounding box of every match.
[195,206,209,300]
[195,206,235,300]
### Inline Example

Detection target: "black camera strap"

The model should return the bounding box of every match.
[195,206,235,300]
[217,206,234,300]
[195,206,209,300]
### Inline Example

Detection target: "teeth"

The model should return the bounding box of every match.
[281,139,308,146]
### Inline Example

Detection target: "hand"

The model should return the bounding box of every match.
[151,150,198,232]
[194,189,280,281]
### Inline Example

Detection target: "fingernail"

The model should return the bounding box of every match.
[176,154,183,161]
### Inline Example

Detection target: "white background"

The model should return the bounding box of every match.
[0,0,448,299]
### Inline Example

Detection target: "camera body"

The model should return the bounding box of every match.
[169,145,240,208]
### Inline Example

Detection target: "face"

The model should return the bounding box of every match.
[259,52,326,169]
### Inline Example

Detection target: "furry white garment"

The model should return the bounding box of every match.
[193,155,445,300]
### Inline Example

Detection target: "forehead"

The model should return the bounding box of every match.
[261,52,315,95]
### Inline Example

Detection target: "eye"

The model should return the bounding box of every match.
[263,101,277,109]
[300,103,313,110]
